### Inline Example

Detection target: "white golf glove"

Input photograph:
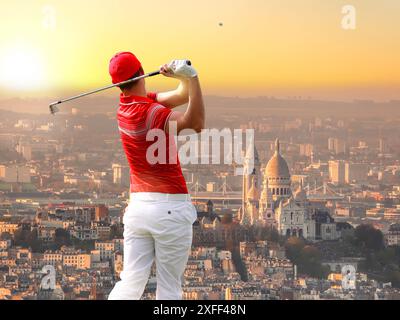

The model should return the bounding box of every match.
[168,59,197,78]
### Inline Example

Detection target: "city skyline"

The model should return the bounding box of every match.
[1,102,400,300]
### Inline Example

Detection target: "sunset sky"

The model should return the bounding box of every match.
[0,0,399,101]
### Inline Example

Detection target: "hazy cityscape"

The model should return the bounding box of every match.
[0,96,400,300]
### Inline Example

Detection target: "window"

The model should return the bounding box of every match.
[326,227,331,233]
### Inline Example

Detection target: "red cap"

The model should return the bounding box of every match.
[109,52,142,84]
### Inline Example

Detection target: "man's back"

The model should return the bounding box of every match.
[117,93,188,194]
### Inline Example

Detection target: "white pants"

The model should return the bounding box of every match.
[108,193,197,300]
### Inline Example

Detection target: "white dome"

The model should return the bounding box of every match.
[265,139,290,179]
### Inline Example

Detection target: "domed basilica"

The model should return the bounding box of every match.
[238,139,319,240]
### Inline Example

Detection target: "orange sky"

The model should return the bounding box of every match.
[0,0,399,101]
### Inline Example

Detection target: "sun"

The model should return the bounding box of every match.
[0,46,46,90]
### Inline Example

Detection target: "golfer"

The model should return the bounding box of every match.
[108,52,205,300]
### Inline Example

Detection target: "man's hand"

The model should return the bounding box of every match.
[160,63,177,78]
[156,60,197,108]
[160,60,197,79]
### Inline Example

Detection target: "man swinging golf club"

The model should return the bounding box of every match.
[108,52,205,300]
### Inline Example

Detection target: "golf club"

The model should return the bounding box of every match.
[49,60,191,115]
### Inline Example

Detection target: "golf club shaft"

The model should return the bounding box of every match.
[49,70,160,107]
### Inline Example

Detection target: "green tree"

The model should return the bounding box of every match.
[231,248,248,282]
[285,238,329,279]
[13,228,43,252]
[14,228,34,247]
[300,245,330,278]
[54,228,71,248]
[110,224,123,239]
[285,237,305,262]
[385,270,400,288]
[354,224,384,251]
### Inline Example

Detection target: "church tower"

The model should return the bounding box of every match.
[264,139,291,201]
[259,177,275,225]
[242,144,261,214]
[241,175,261,226]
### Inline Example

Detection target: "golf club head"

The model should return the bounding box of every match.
[49,103,60,115]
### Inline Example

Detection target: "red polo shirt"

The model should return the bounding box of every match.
[117,93,188,194]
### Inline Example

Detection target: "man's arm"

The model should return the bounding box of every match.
[155,64,189,109]
[159,61,205,134]
[156,79,189,109]
[167,76,205,134]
